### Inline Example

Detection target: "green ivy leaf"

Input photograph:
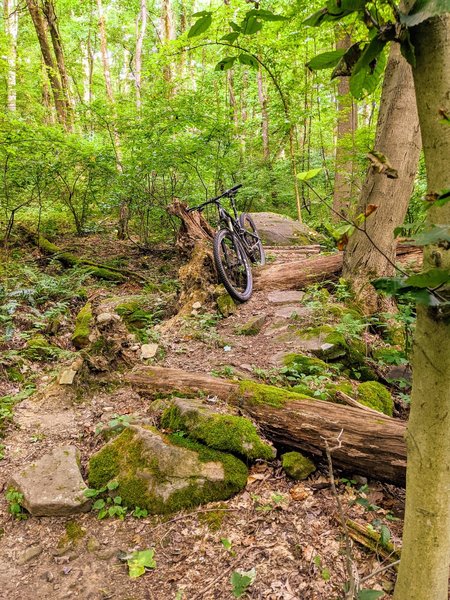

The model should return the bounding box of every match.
[187,14,212,38]
[215,56,237,71]
[307,49,347,70]
[238,53,258,68]
[230,568,256,598]
[297,167,322,180]
[400,0,449,27]
[127,548,156,578]
[357,591,384,600]
[404,268,450,289]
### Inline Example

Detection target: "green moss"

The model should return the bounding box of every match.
[235,316,266,336]
[116,301,154,331]
[161,403,275,461]
[239,380,312,407]
[283,353,329,375]
[216,293,236,317]
[198,503,228,530]
[88,427,248,514]
[72,302,93,349]
[325,381,354,402]
[289,383,316,398]
[281,451,316,480]
[65,521,86,543]
[357,381,394,416]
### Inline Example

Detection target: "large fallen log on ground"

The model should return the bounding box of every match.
[254,245,422,291]
[125,366,407,485]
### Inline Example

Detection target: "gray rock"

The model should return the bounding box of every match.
[9,446,91,516]
[58,369,77,385]
[274,306,312,319]
[96,312,119,325]
[267,291,305,305]
[249,212,320,246]
[140,343,158,359]
[17,545,43,565]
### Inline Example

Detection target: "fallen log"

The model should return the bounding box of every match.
[254,245,422,291]
[125,366,407,485]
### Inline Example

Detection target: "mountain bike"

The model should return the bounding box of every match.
[187,184,265,302]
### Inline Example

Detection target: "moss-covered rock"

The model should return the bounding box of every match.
[236,315,266,336]
[238,380,313,407]
[325,381,355,402]
[161,398,275,461]
[281,451,316,480]
[216,293,236,318]
[88,425,248,514]
[283,353,330,375]
[24,335,60,361]
[115,301,154,331]
[72,302,93,349]
[357,381,394,416]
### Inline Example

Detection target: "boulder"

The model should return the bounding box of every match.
[88,425,248,514]
[236,315,267,336]
[281,451,316,480]
[9,446,90,516]
[72,302,93,349]
[267,291,305,305]
[140,343,158,359]
[161,398,275,461]
[248,212,320,246]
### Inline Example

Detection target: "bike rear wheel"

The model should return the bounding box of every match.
[213,228,253,302]
[239,213,265,266]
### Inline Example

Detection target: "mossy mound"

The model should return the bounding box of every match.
[216,293,236,318]
[72,302,93,349]
[325,381,354,402]
[239,380,313,408]
[281,452,316,480]
[357,381,394,416]
[161,398,275,461]
[88,425,248,514]
[115,300,154,332]
[23,335,60,361]
[236,315,266,336]
[283,353,330,376]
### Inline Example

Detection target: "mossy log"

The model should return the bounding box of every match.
[125,366,407,485]
[19,225,144,283]
[346,519,401,566]
[254,245,422,291]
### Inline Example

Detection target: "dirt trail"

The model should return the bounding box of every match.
[0,246,402,600]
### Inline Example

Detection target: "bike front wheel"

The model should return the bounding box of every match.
[239,213,265,266]
[213,228,253,302]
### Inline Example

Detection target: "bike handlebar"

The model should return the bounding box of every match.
[187,184,242,213]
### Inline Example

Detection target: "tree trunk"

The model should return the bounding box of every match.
[42,0,73,130]
[125,366,408,485]
[254,246,422,291]
[333,31,358,221]
[257,64,270,162]
[135,0,147,111]
[342,44,421,313]
[393,15,450,600]
[82,36,94,104]
[25,0,67,127]
[161,0,174,84]
[3,0,18,112]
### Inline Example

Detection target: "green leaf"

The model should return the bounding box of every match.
[349,47,386,99]
[303,0,367,26]
[238,53,258,69]
[372,277,406,295]
[358,591,384,600]
[229,21,242,32]
[405,268,450,289]
[400,0,449,27]
[83,488,100,498]
[92,498,106,510]
[127,548,156,578]
[411,225,450,246]
[113,495,122,505]
[400,30,416,66]
[303,8,329,26]
[107,480,119,490]
[230,568,256,598]
[192,10,210,17]
[352,37,388,75]
[221,538,233,550]
[215,56,237,71]
[187,14,212,38]
[245,9,287,21]
[241,15,262,35]
[221,32,240,43]
[307,49,347,70]
[380,524,391,547]
[297,167,322,180]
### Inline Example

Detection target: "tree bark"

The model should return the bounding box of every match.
[333,31,358,221]
[257,64,270,162]
[25,0,68,127]
[342,44,421,313]
[135,0,147,111]
[125,366,408,485]
[254,246,422,291]
[393,15,450,600]
[3,0,18,112]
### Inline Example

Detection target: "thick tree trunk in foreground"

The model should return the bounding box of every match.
[342,44,421,313]
[333,31,357,221]
[393,15,450,600]
[254,246,422,291]
[125,366,407,485]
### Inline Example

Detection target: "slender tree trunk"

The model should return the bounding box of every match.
[393,14,450,600]
[333,31,358,221]
[25,0,67,127]
[161,0,174,84]
[82,36,93,105]
[257,64,270,162]
[3,0,18,112]
[42,0,73,130]
[135,0,147,111]
[96,0,114,103]
[342,44,421,313]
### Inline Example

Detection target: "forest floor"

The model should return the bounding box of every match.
[0,231,409,600]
